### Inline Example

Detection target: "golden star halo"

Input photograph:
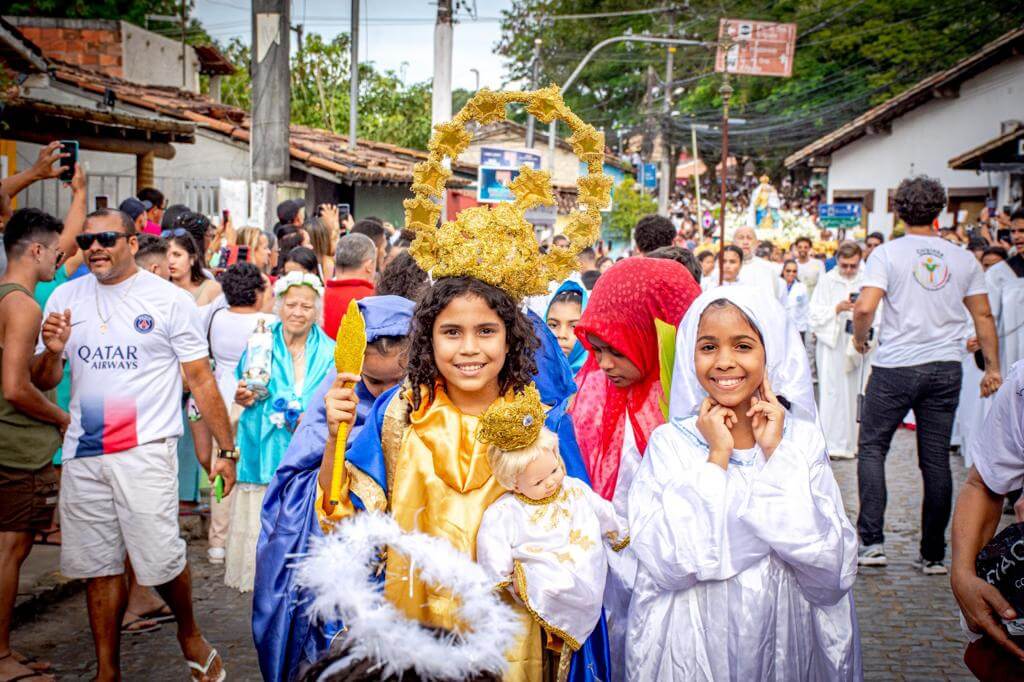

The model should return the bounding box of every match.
[406,87,611,300]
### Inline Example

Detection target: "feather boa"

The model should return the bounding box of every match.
[294,512,521,680]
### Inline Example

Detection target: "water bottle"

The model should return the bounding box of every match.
[243,318,272,400]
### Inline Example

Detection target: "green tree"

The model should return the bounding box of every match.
[218,33,433,150]
[608,178,657,241]
[499,0,1024,167]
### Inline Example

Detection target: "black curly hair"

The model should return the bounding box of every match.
[377,250,429,301]
[893,176,947,227]
[220,262,267,307]
[406,276,538,412]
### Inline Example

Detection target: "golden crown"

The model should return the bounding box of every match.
[404,86,613,300]
[477,383,547,452]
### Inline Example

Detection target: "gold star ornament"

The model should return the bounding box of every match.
[411,160,451,199]
[510,166,556,211]
[404,87,611,300]
[428,121,473,159]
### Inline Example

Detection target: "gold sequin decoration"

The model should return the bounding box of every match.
[404,87,610,300]
[478,384,547,452]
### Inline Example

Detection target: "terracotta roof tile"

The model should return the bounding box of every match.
[51,61,475,186]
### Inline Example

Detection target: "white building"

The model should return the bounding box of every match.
[786,26,1024,236]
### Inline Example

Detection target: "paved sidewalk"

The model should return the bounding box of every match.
[9,429,993,680]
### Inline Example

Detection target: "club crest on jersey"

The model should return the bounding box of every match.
[134,314,154,334]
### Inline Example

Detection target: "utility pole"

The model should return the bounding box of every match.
[349,0,358,152]
[525,38,542,148]
[251,0,291,227]
[432,0,454,221]
[657,9,675,216]
[180,0,187,89]
[690,117,701,223]
[718,72,733,285]
[641,65,656,197]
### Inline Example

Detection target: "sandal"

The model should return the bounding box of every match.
[9,652,50,673]
[120,615,161,635]
[186,648,225,682]
[140,605,175,624]
[32,529,60,546]
[0,653,53,681]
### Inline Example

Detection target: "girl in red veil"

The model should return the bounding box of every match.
[571,257,701,505]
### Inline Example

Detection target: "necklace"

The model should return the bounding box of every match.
[94,274,138,334]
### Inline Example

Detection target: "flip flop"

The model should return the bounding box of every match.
[186,647,225,682]
[120,615,161,635]
[10,651,51,672]
[140,605,176,624]
[0,653,53,681]
[32,529,61,546]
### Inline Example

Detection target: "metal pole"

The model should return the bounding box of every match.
[470,68,480,91]
[718,73,732,286]
[181,0,187,89]
[525,38,542,148]
[691,118,701,227]
[657,11,675,216]
[348,0,359,151]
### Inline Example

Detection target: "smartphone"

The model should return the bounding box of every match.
[222,209,230,225]
[94,195,109,210]
[338,203,351,220]
[985,197,997,212]
[998,228,1011,243]
[58,140,78,182]
[844,319,874,340]
[237,244,249,263]
[849,292,859,303]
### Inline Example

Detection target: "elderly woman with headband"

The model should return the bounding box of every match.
[226,271,336,591]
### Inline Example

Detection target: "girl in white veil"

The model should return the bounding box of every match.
[625,285,861,681]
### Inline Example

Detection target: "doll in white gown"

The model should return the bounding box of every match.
[626,286,861,681]
[475,386,628,679]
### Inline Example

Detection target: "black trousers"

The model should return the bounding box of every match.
[856,361,962,561]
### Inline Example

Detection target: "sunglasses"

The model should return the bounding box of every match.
[161,228,189,238]
[75,232,131,249]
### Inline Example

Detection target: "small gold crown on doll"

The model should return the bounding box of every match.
[477,383,547,452]
[405,85,613,300]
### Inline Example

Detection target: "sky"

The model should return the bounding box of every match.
[193,0,516,91]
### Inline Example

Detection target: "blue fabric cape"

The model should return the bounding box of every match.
[544,280,589,375]
[253,313,609,681]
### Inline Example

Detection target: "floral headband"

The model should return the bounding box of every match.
[273,270,324,299]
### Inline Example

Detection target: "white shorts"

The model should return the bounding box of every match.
[60,439,187,586]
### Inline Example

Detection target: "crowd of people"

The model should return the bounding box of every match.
[1,138,1023,682]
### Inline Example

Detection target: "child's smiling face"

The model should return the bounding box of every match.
[694,302,766,409]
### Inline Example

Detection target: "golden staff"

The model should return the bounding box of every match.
[329,298,367,507]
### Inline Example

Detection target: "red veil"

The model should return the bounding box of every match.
[570,258,700,499]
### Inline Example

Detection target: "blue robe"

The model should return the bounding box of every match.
[254,314,609,681]
[544,281,589,375]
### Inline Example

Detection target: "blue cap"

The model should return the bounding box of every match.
[357,295,415,342]
[118,197,149,220]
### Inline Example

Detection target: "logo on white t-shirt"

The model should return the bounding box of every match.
[134,314,155,334]
[913,248,950,291]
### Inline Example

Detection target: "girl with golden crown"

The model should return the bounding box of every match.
[252,88,617,681]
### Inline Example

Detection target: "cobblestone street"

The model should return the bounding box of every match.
[11,429,987,680]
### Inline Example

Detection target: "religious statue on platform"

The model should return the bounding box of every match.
[749,175,781,230]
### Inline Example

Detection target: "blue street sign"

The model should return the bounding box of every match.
[642,163,658,190]
[819,203,861,228]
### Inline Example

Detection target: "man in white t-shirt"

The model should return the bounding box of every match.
[852,176,1001,575]
[793,236,824,297]
[951,361,1024,660]
[34,209,237,681]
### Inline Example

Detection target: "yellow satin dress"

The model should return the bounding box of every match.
[318,386,543,680]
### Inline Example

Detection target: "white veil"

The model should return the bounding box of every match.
[669,285,818,424]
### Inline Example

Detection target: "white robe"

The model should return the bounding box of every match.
[796,257,825,298]
[985,259,1024,371]
[808,268,866,458]
[625,416,861,681]
[476,476,628,650]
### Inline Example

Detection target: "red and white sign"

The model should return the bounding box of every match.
[714,19,796,78]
